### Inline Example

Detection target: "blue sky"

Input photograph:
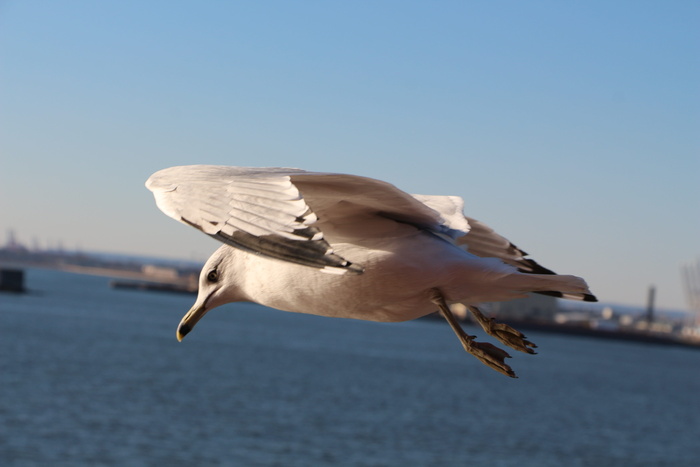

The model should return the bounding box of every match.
[1,1,698,311]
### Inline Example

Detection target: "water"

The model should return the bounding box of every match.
[1,268,699,466]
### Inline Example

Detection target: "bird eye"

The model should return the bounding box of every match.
[207,269,219,283]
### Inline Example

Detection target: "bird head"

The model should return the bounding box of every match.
[177,245,241,341]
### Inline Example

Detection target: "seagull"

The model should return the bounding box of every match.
[146,165,596,377]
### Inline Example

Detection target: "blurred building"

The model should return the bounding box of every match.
[485,293,559,321]
[681,258,700,325]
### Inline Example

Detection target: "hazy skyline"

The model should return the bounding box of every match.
[1,1,698,310]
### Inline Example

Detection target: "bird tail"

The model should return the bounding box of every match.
[519,273,597,302]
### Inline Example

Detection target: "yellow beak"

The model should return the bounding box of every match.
[176,301,208,342]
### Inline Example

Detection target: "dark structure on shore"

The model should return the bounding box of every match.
[0,268,25,292]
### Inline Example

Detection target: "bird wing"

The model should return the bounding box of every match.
[456,216,599,300]
[458,216,556,274]
[412,194,556,274]
[146,165,365,274]
[287,173,468,238]
[146,165,463,274]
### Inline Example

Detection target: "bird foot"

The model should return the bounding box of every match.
[468,306,537,354]
[458,334,516,378]
[430,289,526,378]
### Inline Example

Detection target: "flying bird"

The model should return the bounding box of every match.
[146,165,596,377]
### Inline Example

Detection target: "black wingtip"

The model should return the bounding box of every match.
[583,293,598,302]
[534,291,599,302]
[534,290,564,298]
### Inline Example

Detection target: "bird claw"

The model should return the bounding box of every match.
[431,290,530,378]
[469,307,537,354]
[461,337,517,378]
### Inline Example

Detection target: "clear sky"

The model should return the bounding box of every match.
[1,1,698,311]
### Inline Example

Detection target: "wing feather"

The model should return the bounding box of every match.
[146,165,363,273]
[458,217,556,275]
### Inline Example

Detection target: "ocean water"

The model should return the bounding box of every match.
[1,268,699,467]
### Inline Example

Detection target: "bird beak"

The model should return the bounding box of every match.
[176,300,208,342]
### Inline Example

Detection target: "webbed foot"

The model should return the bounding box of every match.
[458,333,516,378]
[467,305,537,354]
[430,289,519,378]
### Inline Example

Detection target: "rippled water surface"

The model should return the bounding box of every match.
[1,268,699,466]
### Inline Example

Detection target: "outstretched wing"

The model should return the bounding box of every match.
[415,194,596,301]
[146,165,364,274]
[149,165,563,281]
[412,194,555,274]
[459,216,557,275]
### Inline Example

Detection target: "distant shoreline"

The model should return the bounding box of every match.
[0,258,196,289]
[4,252,699,350]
